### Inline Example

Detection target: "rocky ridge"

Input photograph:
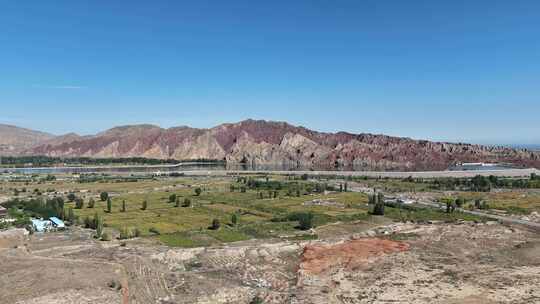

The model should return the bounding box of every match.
[2,119,539,170]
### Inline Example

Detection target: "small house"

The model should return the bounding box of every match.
[31,217,65,232]
[31,219,53,232]
[49,217,65,229]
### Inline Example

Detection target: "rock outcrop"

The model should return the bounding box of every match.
[2,119,539,170]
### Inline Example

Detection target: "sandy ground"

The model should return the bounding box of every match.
[0,220,539,304]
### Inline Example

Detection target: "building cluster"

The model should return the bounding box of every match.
[31,217,65,232]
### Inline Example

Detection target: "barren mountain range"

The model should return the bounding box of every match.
[1,120,539,171]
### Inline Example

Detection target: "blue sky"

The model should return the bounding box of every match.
[1,1,539,144]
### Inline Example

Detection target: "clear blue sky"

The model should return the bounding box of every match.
[1,1,539,144]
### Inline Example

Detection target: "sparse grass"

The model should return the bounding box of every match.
[384,206,484,222]
[8,173,532,246]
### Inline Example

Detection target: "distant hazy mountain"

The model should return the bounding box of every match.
[507,144,540,152]
[4,119,537,171]
[0,124,55,154]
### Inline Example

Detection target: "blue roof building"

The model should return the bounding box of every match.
[31,219,52,232]
[49,217,65,228]
[31,217,65,232]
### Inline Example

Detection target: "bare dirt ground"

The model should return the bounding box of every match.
[0,221,539,304]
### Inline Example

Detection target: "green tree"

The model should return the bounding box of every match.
[182,198,191,207]
[211,218,220,230]
[474,199,482,209]
[75,197,84,209]
[446,201,456,213]
[106,198,112,213]
[169,194,177,203]
[91,213,99,229]
[231,213,238,226]
[175,197,180,207]
[141,200,147,210]
[100,192,109,202]
[67,193,77,202]
[83,216,92,228]
[88,198,95,208]
[95,214,103,238]
[194,188,202,196]
[371,192,385,215]
[121,200,126,212]
[67,207,75,224]
[298,212,314,230]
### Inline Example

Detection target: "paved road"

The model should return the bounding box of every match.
[413,200,540,229]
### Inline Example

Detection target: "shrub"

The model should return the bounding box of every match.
[297,212,314,230]
[149,227,160,235]
[75,198,84,209]
[67,193,77,202]
[194,188,202,196]
[100,192,109,202]
[210,218,221,230]
[88,198,95,208]
[169,194,177,203]
[119,226,132,240]
[249,296,264,304]
[372,201,385,215]
[95,214,103,238]
[83,216,92,228]
[182,198,191,207]
[66,207,75,224]
[101,231,111,241]
[106,198,112,213]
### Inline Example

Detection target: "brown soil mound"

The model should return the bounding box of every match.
[300,238,409,275]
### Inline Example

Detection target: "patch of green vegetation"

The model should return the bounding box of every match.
[159,227,250,247]
[384,206,484,222]
[239,221,298,238]
[207,228,251,242]
[502,205,530,215]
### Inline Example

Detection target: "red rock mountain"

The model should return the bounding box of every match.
[5,119,540,170]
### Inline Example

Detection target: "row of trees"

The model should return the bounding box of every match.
[427,174,540,192]
[368,192,385,215]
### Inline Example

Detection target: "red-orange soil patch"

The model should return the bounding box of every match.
[300,238,409,275]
